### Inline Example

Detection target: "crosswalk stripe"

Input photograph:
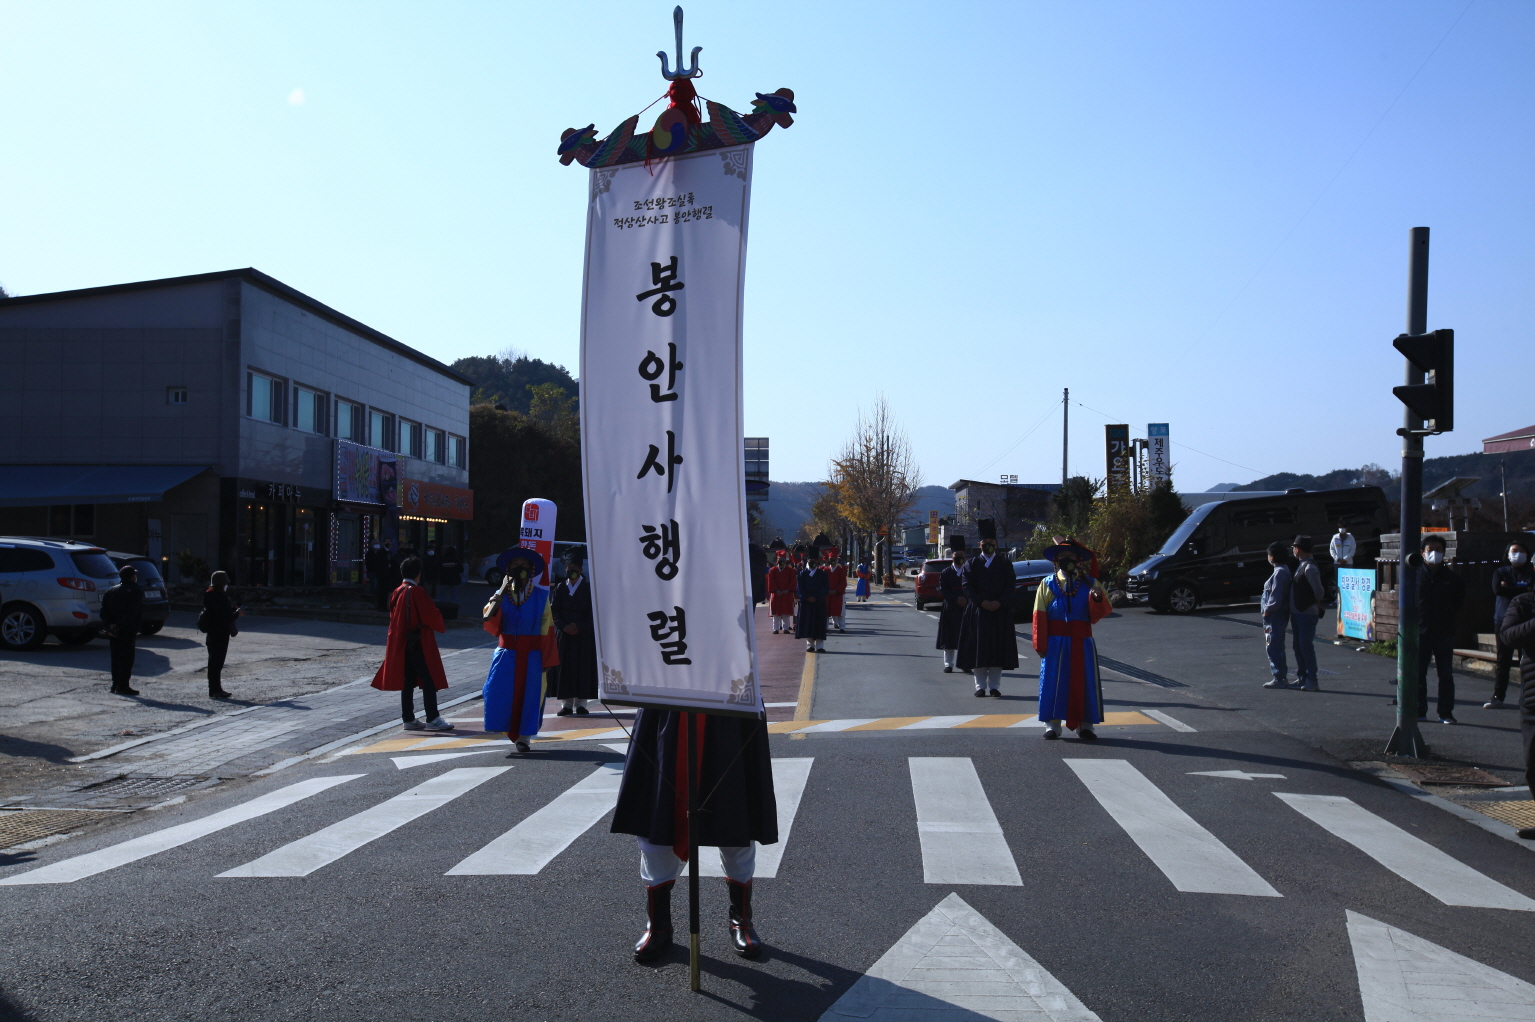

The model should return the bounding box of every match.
[955,714,1034,728]
[1276,793,1535,911]
[700,758,814,879]
[446,764,625,875]
[0,775,362,886]
[1141,709,1196,732]
[908,757,1022,886]
[794,719,881,734]
[1066,759,1280,897]
[845,717,931,731]
[897,715,982,729]
[536,728,630,743]
[217,767,509,878]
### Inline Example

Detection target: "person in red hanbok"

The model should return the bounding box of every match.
[824,549,848,632]
[372,555,452,731]
[767,551,797,634]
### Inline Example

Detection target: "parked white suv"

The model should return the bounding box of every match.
[0,538,122,650]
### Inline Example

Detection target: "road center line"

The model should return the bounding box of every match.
[908,757,1022,886]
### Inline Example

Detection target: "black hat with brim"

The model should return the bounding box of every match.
[497,546,547,576]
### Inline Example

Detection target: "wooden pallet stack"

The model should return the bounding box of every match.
[1372,530,1535,646]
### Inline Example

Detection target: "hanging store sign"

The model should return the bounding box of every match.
[1105,424,1131,495]
[1147,423,1171,487]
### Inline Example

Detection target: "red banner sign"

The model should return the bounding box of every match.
[400,479,474,520]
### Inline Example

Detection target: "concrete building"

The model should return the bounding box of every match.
[948,479,1061,548]
[0,268,473,586]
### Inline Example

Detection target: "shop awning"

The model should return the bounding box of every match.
[1483,425,1535,454]
[0,465,210,507]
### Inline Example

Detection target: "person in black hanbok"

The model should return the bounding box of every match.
[956,524,1019,696]
[550,551,597,716]
[612,711,777,962]
[796,557,830,651]
[935,547,969,673]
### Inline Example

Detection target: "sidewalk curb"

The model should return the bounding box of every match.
[1354,763,1535,852]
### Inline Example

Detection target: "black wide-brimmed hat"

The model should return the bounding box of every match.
[1043,540,1095,564]
[497,546,547,576]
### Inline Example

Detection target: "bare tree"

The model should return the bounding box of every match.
[829,396,922,584]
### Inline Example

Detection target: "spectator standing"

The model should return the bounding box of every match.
[422,542,441,598]
[438,545,462,606]
[1416,534,1466,724]
[1289,535,1325,691]
[366,542,388,609]
[551,552,597,716]
[1261,541,1293,689]
[1329,525,1357,568]
[372,555,453,731]
[1494,591,1535,838]
[99,566,145,695]
[1487,542,1534,709]
[201,571,244,699]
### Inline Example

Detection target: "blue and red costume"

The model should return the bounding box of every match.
[1032,547,1110,732]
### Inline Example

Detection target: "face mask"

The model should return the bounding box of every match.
[1511,551,1528,566]
[567,567,580,579]
[1424,550,1444,566]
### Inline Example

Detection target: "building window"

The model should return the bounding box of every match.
[48,505,94,537]
[167,386,188,405]
[294,386,328,435]
[399,419,422,458]
[447,434,466,469]
[369,409,394,451]
[424,428,444,464]
[335,399,362,441]
[247,370,286,425]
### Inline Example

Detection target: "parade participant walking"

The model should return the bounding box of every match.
[767,551,796,634]
[99,565,144,696]
[957,525,1018,696]
[854,561,871,602]
[1487,541,1534,709]
[613,711,778,961]
[1032,542,1110,740]
[824,550,848,632]
[1416,534,1465,724]
[551,551,597,717]
[797,554,830,652]
[936,547,968,673]
[1495,590,1535,838]
[482,548,560,753]
[373,556,452,731]
[200,571,244,700]
[1289,535,1325,691]
[1261,541,1292,689]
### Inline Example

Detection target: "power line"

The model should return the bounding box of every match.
[974,402,1059,475]
[1070,399,1264,476]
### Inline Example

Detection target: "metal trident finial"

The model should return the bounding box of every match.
[657,5,702,80]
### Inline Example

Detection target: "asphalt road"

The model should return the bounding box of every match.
[0,596,1531,1021]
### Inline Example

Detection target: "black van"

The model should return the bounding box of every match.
[1124,487,1391,614]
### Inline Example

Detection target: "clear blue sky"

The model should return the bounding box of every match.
[3,1,1530,492]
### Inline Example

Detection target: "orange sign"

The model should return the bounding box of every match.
[400,479,474,520]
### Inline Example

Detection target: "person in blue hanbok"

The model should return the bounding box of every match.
[854,562,871,601]
[1031,542,1110,741]
[481,547,559,754]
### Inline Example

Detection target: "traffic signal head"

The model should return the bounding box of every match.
[1392,328,1453,432]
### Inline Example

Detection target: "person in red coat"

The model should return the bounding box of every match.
[824,550,848,632]
[767,551,797,634]
[371,555,452,732]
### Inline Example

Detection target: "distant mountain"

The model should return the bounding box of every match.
[1236,447,1535,500]
[452,354,578,414]
[754,482,956,540]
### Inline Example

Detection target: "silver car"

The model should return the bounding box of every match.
[0,538,121,650]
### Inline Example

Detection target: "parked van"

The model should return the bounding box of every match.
[1124,487,1391,614]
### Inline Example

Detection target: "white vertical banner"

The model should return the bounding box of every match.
[581,145,761,717]
[1148,423,1170,486]
[518,498,557,590]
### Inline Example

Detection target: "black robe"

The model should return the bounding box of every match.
[550,577,598,700]
[935,564,966,650]
[611,710,779,849]
[795,566,829,640]
[957,553,1019,670]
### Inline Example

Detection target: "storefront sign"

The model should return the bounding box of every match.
[1105,424,1131,495]
[1148,423,1170,487]
[334,441,397,506]
[400,479,474,521]
[582,146,761,717]
[928,509,939,545]
[1337,567,1375,640]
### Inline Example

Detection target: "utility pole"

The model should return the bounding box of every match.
[1386,227,1432,759]
[1061,388,1069,487]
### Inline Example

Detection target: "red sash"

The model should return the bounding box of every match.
[503,633,543,736]
[1048,619,1093,730]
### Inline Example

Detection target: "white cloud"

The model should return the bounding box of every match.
[287,88,305,106]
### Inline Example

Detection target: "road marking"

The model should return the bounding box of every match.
[1142,708,1196,732]
[846,717,931,731]
[446,764,623,875]
[794,650,817,722]
[1276,793,1535,910]
[218,767,509,878]
[600,743,630,755]
[764,702,798,708]
[908,757,1022,886]
[702,758,814,879]
[534,728,630,743]
[392,750,505,769]
[0,775,361,886]
[817,892,1101,1021]
[898,715,983,729]
[1066,759,1279,897]
[795,718,881,733]
[1188,770,1286,781]
[1347,910,1535,1020]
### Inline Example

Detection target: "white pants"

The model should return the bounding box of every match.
[560,698,589,711]
[1045,719,1094,733]
[806,639,825,651]
[975,666,1002,691]
[830,615,845,630]
[943,648,958,668]
[639,837,755,885]
[772,615,791,631]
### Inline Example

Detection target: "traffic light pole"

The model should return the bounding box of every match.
[1386,227,1431,759]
